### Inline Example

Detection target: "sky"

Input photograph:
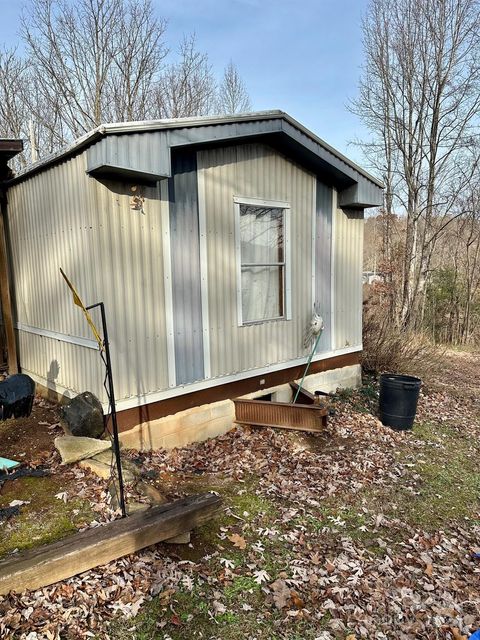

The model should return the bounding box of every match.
[0,0,371,165]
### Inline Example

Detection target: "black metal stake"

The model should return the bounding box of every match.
[86,302,127,518]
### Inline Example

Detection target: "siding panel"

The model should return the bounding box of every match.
[314,180,332,353]
[6,135,363,411]
[198,143,315,379]
[168,151,204,385]
[334,206,363,350]
[7,152,170,402]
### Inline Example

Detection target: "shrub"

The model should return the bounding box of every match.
[362,296,444,383]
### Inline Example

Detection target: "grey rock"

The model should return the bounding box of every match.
[62,392,104,438]
[137,481,167,504]
[55,435,111,464]
[91,451,136,483]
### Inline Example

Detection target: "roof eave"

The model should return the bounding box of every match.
[6,111,384,196]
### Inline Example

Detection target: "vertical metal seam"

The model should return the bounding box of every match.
[331,188,337,351]
[311,178,317,314]
[197,157,211,379]
[234,201,243,327]
[285,205,292,321]
[161,179,176,388]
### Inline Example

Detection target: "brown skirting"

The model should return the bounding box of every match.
[116,351,360,433]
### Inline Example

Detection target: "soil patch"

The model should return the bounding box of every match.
[0,400,63,465]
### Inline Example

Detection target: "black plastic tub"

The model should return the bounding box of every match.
[379,374,421,431]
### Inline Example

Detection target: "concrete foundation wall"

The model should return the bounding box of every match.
[119,363,362,451]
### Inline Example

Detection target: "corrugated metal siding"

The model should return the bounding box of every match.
[197,143,315,379]
[314,180,332,353]
[7,152,170,401]
[338,180,384,208]
[333,204,363,350]
[169,151,204,385]
[86,132,170,176]
[18,332,102,397]
[6,133,364,411]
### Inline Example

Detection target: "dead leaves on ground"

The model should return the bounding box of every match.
[1,381,480,639]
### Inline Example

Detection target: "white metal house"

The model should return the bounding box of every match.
[1,111,383,449]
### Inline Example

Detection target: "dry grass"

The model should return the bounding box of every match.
[362,301,445,382]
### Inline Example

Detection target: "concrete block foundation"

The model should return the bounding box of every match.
[119,364,361,451]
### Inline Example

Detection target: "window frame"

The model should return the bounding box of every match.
[234,195,292,327]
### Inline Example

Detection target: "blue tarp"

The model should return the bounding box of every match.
[0,456,20,471]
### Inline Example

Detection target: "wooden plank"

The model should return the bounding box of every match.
[0,493,222,595]
[289,382,316,404]
[0,140,23,154]
[234,398,327,434]
[0,201,18,373]
[235,398,324,410]
[234,418,325,433]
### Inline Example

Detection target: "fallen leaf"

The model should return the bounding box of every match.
[9,500,30,507]
[213,600,226,615]
[253,569,270,584]
[290,590,304,609]
[219,558,235,569]
[228,533,247,549]
[270,579,291,609]
[325,560,335,574]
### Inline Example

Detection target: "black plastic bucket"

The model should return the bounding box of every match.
[379,374,421,430]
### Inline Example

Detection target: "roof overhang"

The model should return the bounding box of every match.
[0,139,23,182]
[7,112,383,208]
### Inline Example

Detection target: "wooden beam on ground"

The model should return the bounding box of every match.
[0,493,222,595]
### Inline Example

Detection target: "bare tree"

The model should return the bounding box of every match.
[0,48,30,166]
[22,0,167,147]
[454,188,480,343]
[154,35,217,119]
[108,0,167,122]
[0,1,252,164]
[354,0,480,329]
[216,61,251,114]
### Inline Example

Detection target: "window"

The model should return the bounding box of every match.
[235,197,290,325]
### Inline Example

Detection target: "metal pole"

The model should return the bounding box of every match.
[87,302,127,518]
[293,330,323,404]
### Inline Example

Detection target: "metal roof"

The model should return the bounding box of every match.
[6,112,383,207]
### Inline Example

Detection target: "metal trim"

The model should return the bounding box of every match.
[15,322,99,350]
[197,158,211,380]
[160,180,177,388]
[234,197,291,327]
[233,195,291,208]
[7,111,383,190]
[311,179,317,314]
[113,345,362,412]
[331,189,337,350]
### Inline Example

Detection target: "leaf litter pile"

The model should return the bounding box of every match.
[1,354,480,639]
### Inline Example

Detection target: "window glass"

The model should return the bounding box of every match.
[239,205,285,323]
